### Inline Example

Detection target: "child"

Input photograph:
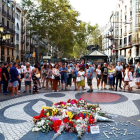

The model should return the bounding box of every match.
[129,67,133,91]
[77,68,85,91]
[23,66,32,93]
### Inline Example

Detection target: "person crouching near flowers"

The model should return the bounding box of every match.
[77,67,86,91]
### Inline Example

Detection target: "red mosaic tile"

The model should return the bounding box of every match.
[81,93,121,103]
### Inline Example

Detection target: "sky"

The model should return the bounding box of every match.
[16,0,119,27]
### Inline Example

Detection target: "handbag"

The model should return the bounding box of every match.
[76,76,81,82]
[36,73,40,78]
[55,76,60,80]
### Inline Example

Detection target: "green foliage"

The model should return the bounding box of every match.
[22,0,102,59]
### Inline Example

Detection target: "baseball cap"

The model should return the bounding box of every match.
[88,62,92,65]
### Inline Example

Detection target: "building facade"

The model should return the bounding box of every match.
[102,0,140,64]
[0,0,16,62]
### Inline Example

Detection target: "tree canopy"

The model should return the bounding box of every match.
[22,0,102,59]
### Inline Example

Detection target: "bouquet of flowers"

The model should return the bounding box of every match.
[32,98,114,139]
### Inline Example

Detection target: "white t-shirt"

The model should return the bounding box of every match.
[78,71,85,80]
[96,69,101,75]
[52,68,60,79]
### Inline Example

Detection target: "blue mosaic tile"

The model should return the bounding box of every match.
[44,93,65,98]
[0,133,5,140]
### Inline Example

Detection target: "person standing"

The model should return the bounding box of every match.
[41,64,47,88]
[72,63,78,91]
[23,65,32,93]
[59,63,68,90]
[96,65,101,89]
[46,64,52,90]
[2,62,9,95]
[10,63,22,97]
[115,62,123,91]
[87,62,94,92]
[52,64,60,92]
[108,66,114,90]
[77,68,85,91]
[123,65,130,92]
[17,64,22,93]
[134,63,140,89]
[67,65,72,90]
[0,64,2,92]
[101,63,108,90]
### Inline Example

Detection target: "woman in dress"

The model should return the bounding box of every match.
[77,67,86,91]
[123,65,130,92]
[46,64,52,90]
[32,64,39,94]
[52,64,60,92]
[67,65,72,90]
[96,65,101,89]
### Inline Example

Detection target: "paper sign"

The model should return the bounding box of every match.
[90,126,100,134]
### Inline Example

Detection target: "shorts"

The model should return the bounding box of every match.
[87,79,92,86]
[13,81,19,87]
[97,74,101,79]
[101,76,107,84]
[37,78,40,81]
[25,81,31,86]
[135,78,140,83]
[61,75,67,84]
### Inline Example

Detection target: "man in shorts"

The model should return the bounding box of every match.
[10,62,22,97]
[87,62,94,92]
[101,63,108,90]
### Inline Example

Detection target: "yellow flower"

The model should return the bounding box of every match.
[67,111,74,121]
[47,113,49,116]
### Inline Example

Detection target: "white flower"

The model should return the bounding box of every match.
[37,120,45,127]
[32,127,42,132]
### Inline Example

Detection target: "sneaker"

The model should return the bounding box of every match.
[3,92,7,95]
[119,87,122,89]
[23,91,27,94]
[87,90,92,92]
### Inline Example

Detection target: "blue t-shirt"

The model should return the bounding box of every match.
[59,67,68,76]
[116,65,123,71]
[87,66,94,79]
[10,66,19,82]
[72,67,78,76]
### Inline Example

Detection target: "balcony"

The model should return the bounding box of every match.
[135,24,140,27]
[7,13,11,20]
[10,42,15,47]
[120,34,122,38]
[130,16,132,21]
[31,43,35,47]
[2,9,6,16]
[115,34,119,38]
[120,24,122,28]
[21,39,25,44]
[106,34,113,39]
[133,40,140,45]
[130,6,132,11]
[12,17,15,23]
[123,31,127,36]
[8,28,15,34]
[124,11,127,15]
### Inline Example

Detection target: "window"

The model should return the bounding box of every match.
[17,23,19,30]
[129,35,132,44]
[2,18,4,26]
[16,33,19,41]
[120,39,122,45]
[136,47,139,56]
[7,21,9,29]
[2,4,4,10]
[12,24,13,29]
[136,15,140,26]
[124,49,126,57]
[7,48,9,55]
[11,37,13,42]
[12,49,13,56]
[17,14,18,19]
[7,8,9,14]
[120,50,122,55]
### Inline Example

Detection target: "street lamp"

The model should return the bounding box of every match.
[0,24,11,62]
[35,43,38,63]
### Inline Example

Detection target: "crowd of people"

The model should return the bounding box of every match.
[0,60,139,97]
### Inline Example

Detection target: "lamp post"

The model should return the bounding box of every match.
[35,43,38,63]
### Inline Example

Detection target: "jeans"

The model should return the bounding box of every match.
[3,81,8,93]
[116,76,122,90]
